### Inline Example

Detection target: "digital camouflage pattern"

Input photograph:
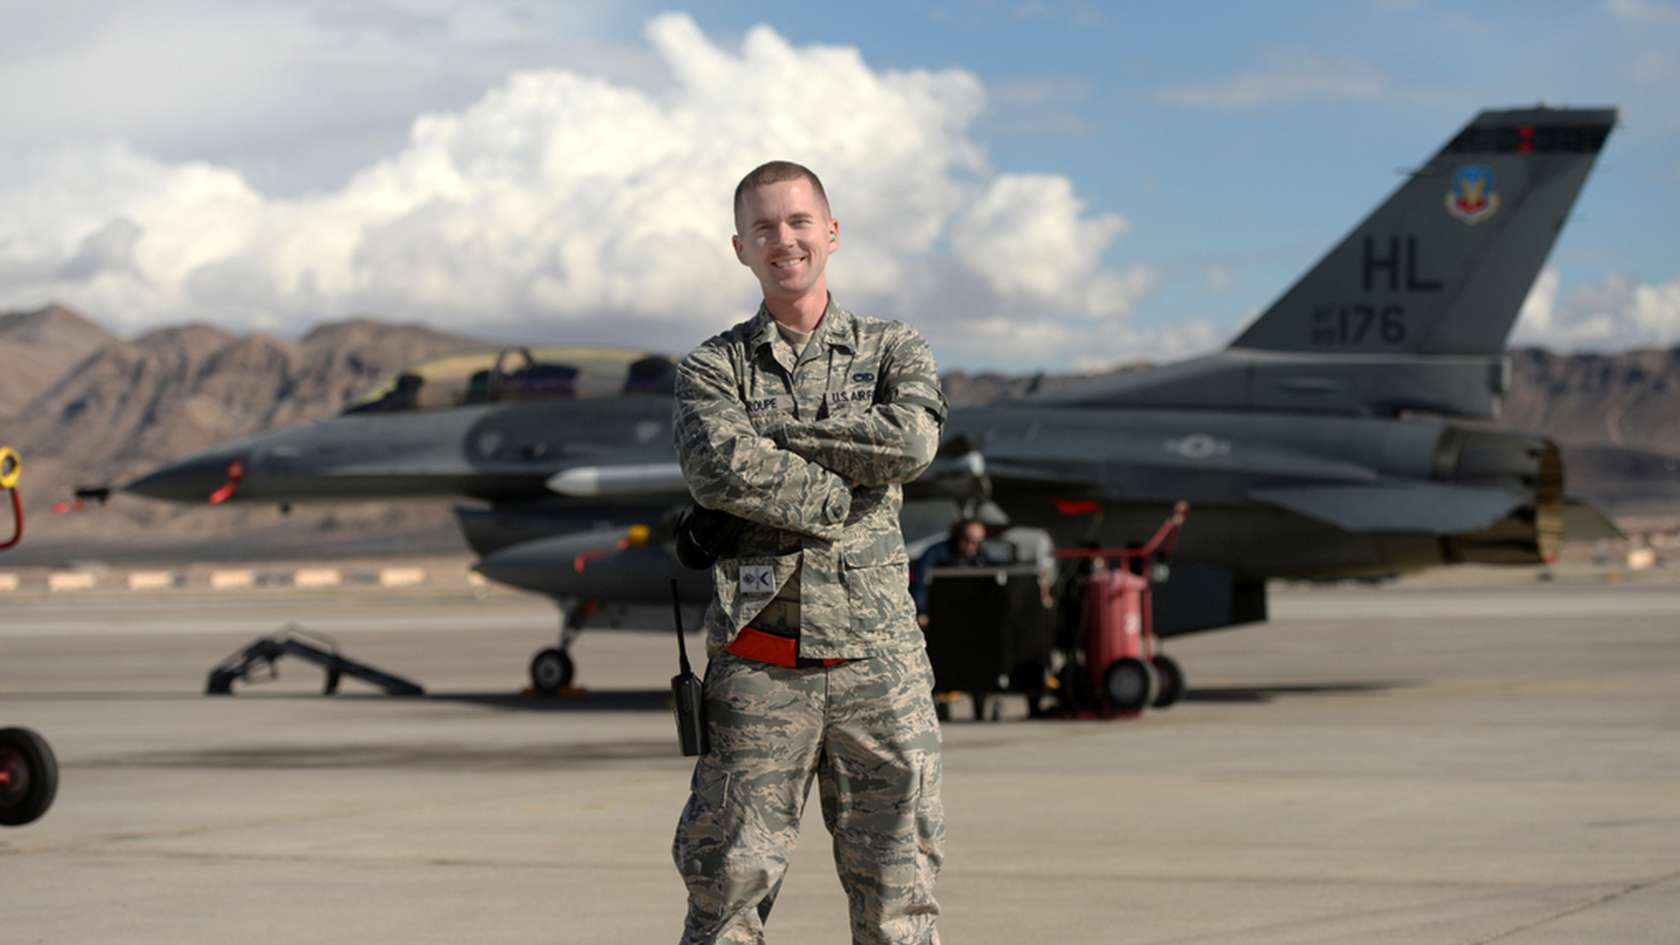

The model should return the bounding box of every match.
[672,298,947,660]
[673,650,944,945]
[671,297,948,944]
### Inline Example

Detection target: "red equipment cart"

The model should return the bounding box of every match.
[1054,501,1188,717]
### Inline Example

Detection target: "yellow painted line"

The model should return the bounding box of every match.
[209,570,255,590]
[294,568,342,588]
[48,572,97,592]
[379,567,427,588]
[127,571,176,590]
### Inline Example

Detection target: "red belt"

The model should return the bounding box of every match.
[727,626,847,668]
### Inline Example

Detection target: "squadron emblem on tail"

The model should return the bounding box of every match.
[1446,164,1501,224]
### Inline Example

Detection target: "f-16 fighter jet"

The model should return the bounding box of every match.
[126,106,1619,693]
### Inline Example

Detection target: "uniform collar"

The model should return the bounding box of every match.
[749,296,857,366]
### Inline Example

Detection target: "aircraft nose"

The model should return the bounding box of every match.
[124,452,244,503]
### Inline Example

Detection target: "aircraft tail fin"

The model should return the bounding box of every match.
[1230,106,1617,357]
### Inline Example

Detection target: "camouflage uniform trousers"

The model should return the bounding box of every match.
[672,648,944,945]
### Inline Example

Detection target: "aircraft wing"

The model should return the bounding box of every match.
[1561,497,1624,542]
[1249,483,1525,534]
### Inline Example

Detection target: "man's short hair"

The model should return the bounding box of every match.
[733,161,829,221]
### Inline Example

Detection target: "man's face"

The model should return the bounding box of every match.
[956,524,985,555]
[733,177,839,307]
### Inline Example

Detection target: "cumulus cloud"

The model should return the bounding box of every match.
[0,2,643,195]
[1513,267,1680,349]
[0,13,1177,368]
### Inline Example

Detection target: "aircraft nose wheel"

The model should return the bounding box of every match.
[529,648,575,695]
[0,726,58,827]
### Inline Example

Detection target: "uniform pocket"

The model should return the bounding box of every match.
[915,755,944,866]
[696,760,732,809]
[672,755,738,881]
[842,539,913,637]
[712,552,802,632]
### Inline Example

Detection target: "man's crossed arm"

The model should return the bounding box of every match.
[770,327,947,487]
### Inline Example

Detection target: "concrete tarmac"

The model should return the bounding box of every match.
[2,572,1678,944]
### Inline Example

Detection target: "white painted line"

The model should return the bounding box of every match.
[294,568,342,588]
[127,571,176,591]
[48,572,97,591]
[0,573,18,592]
[209,569,255,590]
[380,567,427,588]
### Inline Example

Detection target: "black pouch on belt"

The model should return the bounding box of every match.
[674,504,746,570]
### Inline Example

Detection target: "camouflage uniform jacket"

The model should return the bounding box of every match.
[673,297,947,660]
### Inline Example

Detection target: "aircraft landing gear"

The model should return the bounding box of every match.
[529,648,574,693]
[0,726,58,827]
[529,600,594,695]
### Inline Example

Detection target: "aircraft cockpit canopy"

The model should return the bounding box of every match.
[344,346,676,415]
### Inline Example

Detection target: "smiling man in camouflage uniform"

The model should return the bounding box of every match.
[670,161,948,945]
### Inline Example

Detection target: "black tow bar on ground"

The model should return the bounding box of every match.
[206,625,425,697]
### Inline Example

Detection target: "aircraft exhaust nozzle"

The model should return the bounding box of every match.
[547,463,688,498]
[1434,429,1564,565]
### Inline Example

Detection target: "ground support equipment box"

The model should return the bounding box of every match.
[923,565,1054,721]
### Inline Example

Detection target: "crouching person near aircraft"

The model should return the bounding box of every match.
[670,160,949,945]
[910,517,994,629]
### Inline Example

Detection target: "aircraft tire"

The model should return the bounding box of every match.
[0,726,58,827]
[1102,658,1156,713]
[1150,655,1185,709]
[529,648,575,695]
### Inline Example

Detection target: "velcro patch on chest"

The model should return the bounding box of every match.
[738,565,776,596]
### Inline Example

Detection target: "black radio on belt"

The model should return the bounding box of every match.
[669,579,709,757]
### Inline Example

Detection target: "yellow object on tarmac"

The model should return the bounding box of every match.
[2,444,22,550]
[0,446,20,490]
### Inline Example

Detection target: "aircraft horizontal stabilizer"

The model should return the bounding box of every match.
[1251,483,1523,534]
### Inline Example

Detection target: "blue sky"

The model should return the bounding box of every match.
[0,1,1674,368]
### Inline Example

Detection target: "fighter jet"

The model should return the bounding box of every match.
[126,106,1619,693]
